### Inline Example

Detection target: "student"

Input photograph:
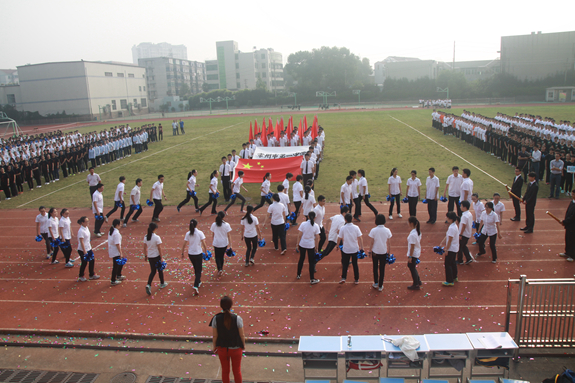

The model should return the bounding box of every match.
[368,214,392,292]
[77,216,99,282]
[199,171,220,216]
[253,173,272,212]
[211,296,245,383]
[108,219,124,286]
[340,176,353,212]
[219,157,232,202]
[277,185,290,215]
[240,206,262,266]
[296,210,321,284]
[47,208,61,264]
[338,213,364,284]
[460,168,473,205]
[301,185,316,219]
[86,167,101,200]
[313,195,326,252]
[177,170,200,213]
[510,167,524,221]
[444,166,463,216]
[406,170,422,217]
[350,170,361,222]
[388,168,402,220]
[181,219,208,295]
[144,222,168,295]
[406,216,422,290]
[211,211,233,276]
[357,169,378,217]
[521,171,539,233]
[124,178,143,227]
[471,193,484,245]
[301,153,315,188]
[292,175,304,225]
[106,176,126,221]
[59,208,74,268]
[150,175,167,222]
[267,194,287,254]
[35,206,51,259]
[425,168,440,223]
[441,212,459,286]
[92,183,105,237]
[492,193,506,223]
[225,171,248,213]
[476,201,501,263]
[319,206,348,260]
[282,173,293,203]
[457,200,474,265]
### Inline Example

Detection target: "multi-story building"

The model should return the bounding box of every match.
[452,59,501,82]
[139,57,205,109]
[373,57,421,85]
[132,42,187,64]
[205,60,220,91]
[0,69,19,85]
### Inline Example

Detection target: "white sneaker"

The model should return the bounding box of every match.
[105,216,108,223]
[50,260,59,265]
[398,214,403,218]
[118,275,127,280]
[192,286,199,295]
[310,279,320,285]
[65,262,74,268]
[159,283,168,288]
[89,275,100,280]
[122,223,127,228]
[388,215,393,220]
[145,284,151,295]
[111,280,122,286]
[372,283,378,289]
[96,233,102,237]
[78,277,88,282]
[567,257,574,262]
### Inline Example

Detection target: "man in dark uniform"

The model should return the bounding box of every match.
[521,172,539,233]
[560,190,575,262]
[510,167,523,221]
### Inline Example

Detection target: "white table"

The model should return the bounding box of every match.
[425,333,474,380]
[341,336,385,381]
[299,336,341,381]
[465,332,518,380]
[382,335,430,379]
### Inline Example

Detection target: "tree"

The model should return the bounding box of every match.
[179,83,190,97]
[202,83,210,93]
[178,103,184,111]
[256,74,267,91]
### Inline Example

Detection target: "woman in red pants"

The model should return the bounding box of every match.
[212,296,245,383]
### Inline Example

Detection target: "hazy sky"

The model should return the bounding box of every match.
[2,0,574,69]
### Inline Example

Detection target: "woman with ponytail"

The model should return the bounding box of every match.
[47,207,61,264]
[441,211,460,286]
[177,170,200,213]
[144,222,167,295]
[108,219,124,286]
[181,219,208,295]
[253,173,272,212]
[211,211,233,276]
[296,210,321,284]
[301,185,316,219]
[59,208,74,268]
[199,170,219,216]
[240,206,262,267]
[77,216,99,282]
[211,296,245,383]
[387,167,402,220]
[407,216,422,290]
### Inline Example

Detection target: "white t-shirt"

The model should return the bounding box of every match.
[388,176,401,195]
[446,223,460,252]
[232,177,243,194]
[425,176,440,200]
[328,215,346,242]
[279,192,290,208]
[210,177,218,194]
[267,202,286,225]
[77,226,92,252]
[340,183,352,204]
[108,228,122,258]
[446,174,463,197]
[298,220,321,249]
[144,233,162,258]
[313,204,325,228]
[480,211,499,236]
[351,179,359,199]
[260,179,271,196]
[114,182,125,202]
[92,190,104,214]
[493,201,506,221]
[48,216,60,239]
[292,182,303,202]
[59,216,71,240]
[87,173,101,186]
[151,181,163,200]
[130,185,141,205]
[407,229,421,258]
[187,175,197,191]
[338,223,362,254]
[301,194,316,216]
[36,213,49,234]
[406,177,422,197]
[184,229,206,255]
[460,178,474,203]
[474,201,485,222]
[460,211,473,238]
[210,222,232,247]
[282,179,290,195]
[358,177,369,196]
[369,225,392,254]
[241,215,259,238]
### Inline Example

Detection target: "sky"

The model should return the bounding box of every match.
[2,0,574,69]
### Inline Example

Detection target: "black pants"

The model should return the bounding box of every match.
[106,202,125,220]
[152,198,163,219]
[360,195,378,216]
[318,227,326,252]
[94,215,104,234]
[188,254,202,288]
[407,257,421,286]
[512,198,521,219]
[341,251,359,281]
[525,203,535,231]
[124,205,143,223]
[221,176,231,201]
[388,194,401,215]
[297,246,316,280]
[178,192,199,210]
[293,201,302,224]
[78,250,95,278]
[225,193,246,211]
[372,253,387,287]
[199,193,218,214]
[302,174,313,190]
[566,227,575,258]
[49,237,60,262]
[214,247,226,271]
[427,199,438,223]
[41,232,51,255]
[61,240,72,263]
[447,196,462,216]
[253,196,272,212]
[408,196,418,217]
[457,236,472,262]
[111,256,124,282]
[353,196,362,218]
[89,186,97,199]
[33,171,41,187]
[271,223,287,251]
[445,251,457,283]
[320,240,337,260]
[478,233,498,261]
[26,177,33,190]
[147,256,164,285]
[244,236,258,264]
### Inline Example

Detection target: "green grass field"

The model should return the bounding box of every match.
[6,104,575,210]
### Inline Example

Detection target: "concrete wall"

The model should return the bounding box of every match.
[385,60,438,81]
[216,41,238,90]
[0,84,22,106]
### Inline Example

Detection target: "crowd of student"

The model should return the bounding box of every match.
[0,123,164,200]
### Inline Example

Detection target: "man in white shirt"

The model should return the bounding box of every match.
[340,176,353,210]
[444,166,463,216]
[425,167,440,224]
[457,200,474,265]
[317,206,348,261]
[150,175,167,222]
[301,153,315,190]
[267,194,287,254]
[123,178,143,227]
[460,168,474,205]
[531,145,541,181]
[313,195,326,252]
[338,214,364,284]
[292,175,304,225]
[92,183,105,236]
[277,184,290,215]
[106,176,126,221]
[86,167,101,200]
[219,157,232,202]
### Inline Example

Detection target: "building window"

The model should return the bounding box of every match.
[235,63,239,69]
[111,100,117,110]
[120,99,128,109]
[104,72,113,77]
[134,99,138,106]
[7,94,15,104]
[262,63,266,69]
[262,73,266,78]
[128,73,135,78]
[141,98,147,107]
[143,86,146,91]
[261,54,265,59]
[139,86,142,91]
[117,73,125,77]
[206,64,218,71]
[548,91,554,99]
[236,73,240,79]
[207,74,219,81]
[237,82,240,89]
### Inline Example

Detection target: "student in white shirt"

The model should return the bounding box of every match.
[253,173,272,212]
[199,170,220,215]
[58,208,74,267]
[47,208,61,264]
[338,214,364,284]
[318,206,349,260]
[92,183,105,236]
[106,176,127,221]
[388,168,402,219]
[35,206,51,259]
[492,193,506,223]
[301,185,316,218]
[457,201,474,265]
[124,178,143,226]
[219,157,232,202]
[282,173,293,201]
[476,202,502,263]
[368,214,392,292]
[240,206,262,267]
[440,211,460,286]
[301,153,315,189]
[309,195,325,251]
[340,176,353,210]
[144,222,168,295]
[357,169,378,218]
[444,166,463,216]
[150,175,167,222]
[181,219,208,295]
[276,184,291,213]
[211,211,233,276]
[406,170,422,217]
[348,170,361,221]
[296,210,321,284]
[267,194,287,253]
[225,171,249,213]
[177,170,200,213]
[77,216,100,282]
[460,168,473,205]
[425,167,440,224]
[108,219,124,286]
[471,193,484,244]
[292,175,304,225]
[406,217,422,290]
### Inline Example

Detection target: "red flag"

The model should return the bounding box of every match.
[303,115,308,130]
[268,118,273,134]
[234,156,303,183]
[280,117,284,131]
[287,117,292,139]
[275,120,281,141]
[298,119,303,145]
[249,122,253,141]
[254,119,258,136]
[261,119,267,145]
[312,116,318,140]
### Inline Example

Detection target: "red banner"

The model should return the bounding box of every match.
[233,156,303,183]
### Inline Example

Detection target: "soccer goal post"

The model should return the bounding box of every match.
[0,112,23,138]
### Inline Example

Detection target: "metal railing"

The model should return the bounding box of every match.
[505,274,575,355]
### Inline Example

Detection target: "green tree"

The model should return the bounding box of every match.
[178,83,190,96]
[201,83,210,93]
[256,74,267,90]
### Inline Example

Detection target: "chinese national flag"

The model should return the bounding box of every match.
[234,156,303,183]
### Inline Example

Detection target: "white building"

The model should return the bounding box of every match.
[0,69,18,85]
[132,42,188,65]
[13,61,148,119]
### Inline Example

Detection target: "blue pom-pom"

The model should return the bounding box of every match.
[115,201,124,208]
[386,195,391,201]
[339,244,343,250]
[225,248,236,257]
[266,192,273,200]
[95,214,104,221]
[315,252,323,262]
[456,199,461,206]
[415,258,421,265]
[156,260,167,271]
[146,199,154,206]
[35,235,43,242]
[115,257,127,265]
[287,212,296,222]
[472,221,478,229]
[440,196,448,203]
[51,238,62,248]
[367,193,371,198]
[230,193,236,200]
[386,254,396,264]
[60,240,70,249]
[357,250,367,259]
[84,250,95,262]
[473,232,481,239]
[285,222,290,231]
[214,192,220,199]
[131,204,141,210]
[402,197,409,203]
[433,246,445,255]
[202,251,212,261]
[422,199,428,204]
[188,190,196,197]
[258,239,266,247]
